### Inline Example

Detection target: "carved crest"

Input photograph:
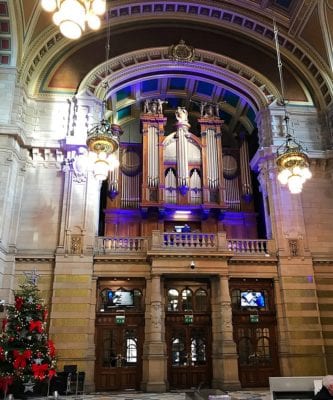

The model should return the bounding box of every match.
[168,40,195,62]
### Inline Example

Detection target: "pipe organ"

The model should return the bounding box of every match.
[104,101,256,238]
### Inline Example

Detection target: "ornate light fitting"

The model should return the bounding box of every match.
[276,115,312,194]
[273,21,311,194]
[40,0,106,39]
[86,101,123,181]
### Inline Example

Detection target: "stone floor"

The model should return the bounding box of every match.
[40,389,270,400]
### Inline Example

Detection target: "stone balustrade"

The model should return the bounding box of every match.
[227,239,270,255]
[95,232,274,257]
[96,236,148,254]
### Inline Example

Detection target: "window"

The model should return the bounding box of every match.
[181,288,193,311]
[195,289,208,312]
[125,332,137,364]
[168,288,179,311]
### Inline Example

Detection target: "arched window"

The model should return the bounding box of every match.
[195,288,208,312]
[181,288,193,311]
[168,288,179,311]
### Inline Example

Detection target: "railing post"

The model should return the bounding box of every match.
[217,231,227,251]
[151,230,161,249]
[266,239,276,256]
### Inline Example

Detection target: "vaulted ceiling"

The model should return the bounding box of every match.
[2,0,333,143]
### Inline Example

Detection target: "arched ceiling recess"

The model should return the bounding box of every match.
[16,1,331,110]
[77,48,282,144]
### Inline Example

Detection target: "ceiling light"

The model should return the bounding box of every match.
[86,105,123,181]
[41,0,106,39]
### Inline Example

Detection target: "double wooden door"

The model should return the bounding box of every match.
[166,317,212,389]
[165,279,212,389]
[95,315,144,391]
[233,322,280,387]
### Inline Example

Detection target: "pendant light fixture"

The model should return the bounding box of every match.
[41,0,106,39]
[86,14,122,181]
[273,21,312,194]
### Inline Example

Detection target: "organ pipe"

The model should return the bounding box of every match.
[240,138,252,196]
[121,173,140,208]
[206,128,218,189]
[190,169,202,204]
[224,177,240,210]
[176,125,189,190]
[165,168,177,203]
[108,148,120,197]
[148,126,159,187]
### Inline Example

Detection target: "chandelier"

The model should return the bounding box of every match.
[41,0,106,39]
[276,115,312,194]
[273,21,311,194]
[86,102,123,181]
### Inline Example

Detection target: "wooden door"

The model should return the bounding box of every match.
[166,318,211,389]
[230,278,280,387]
[234,323,279,387]
[95,317,144,391]
[165,281,212,390]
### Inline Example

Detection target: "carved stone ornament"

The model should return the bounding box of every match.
[168,40,195,62]
[71,235,82,254]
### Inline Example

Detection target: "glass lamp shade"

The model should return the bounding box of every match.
[302,166,312,180]
[52,0,86,39]
[87,13,101,30]
[60,20,83,39]
[107,154,120,171]
[277,168,291,185]
[41,0,57,12]
[287,174,303,194]
[92,0,106,15]
[93,159,109,181]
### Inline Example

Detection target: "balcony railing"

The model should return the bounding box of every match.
[161,232,216,249]
[96,237,148,254]
[227,239,269,254]
[95,232,274,257]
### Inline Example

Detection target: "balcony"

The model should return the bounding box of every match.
[94,231,275,259]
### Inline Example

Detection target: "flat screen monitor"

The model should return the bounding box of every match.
[107,289,134,307]
[240,291,265,308]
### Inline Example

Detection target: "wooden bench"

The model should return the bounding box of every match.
[269,376,323,400]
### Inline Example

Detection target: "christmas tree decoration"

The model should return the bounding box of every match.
[0,275,57,397]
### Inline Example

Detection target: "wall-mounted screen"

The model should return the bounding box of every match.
[107,290,134,307]
[240,291,265,308]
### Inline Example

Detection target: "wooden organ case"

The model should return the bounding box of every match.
[103,101,258,239]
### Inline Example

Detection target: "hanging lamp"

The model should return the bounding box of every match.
[41,0,106,39]
[273,21,311,194]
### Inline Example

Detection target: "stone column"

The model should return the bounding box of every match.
[141,274,167,392]
[211,276,240,390]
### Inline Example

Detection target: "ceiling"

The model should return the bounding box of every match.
[2,0,333,145]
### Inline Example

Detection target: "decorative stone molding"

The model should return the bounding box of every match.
[80,48,278,111]
[18,1,331,108]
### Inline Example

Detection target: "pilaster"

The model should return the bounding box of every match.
[211,275,240,390]
[141,274,167,392]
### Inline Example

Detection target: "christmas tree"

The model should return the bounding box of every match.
[0,272,57,397]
